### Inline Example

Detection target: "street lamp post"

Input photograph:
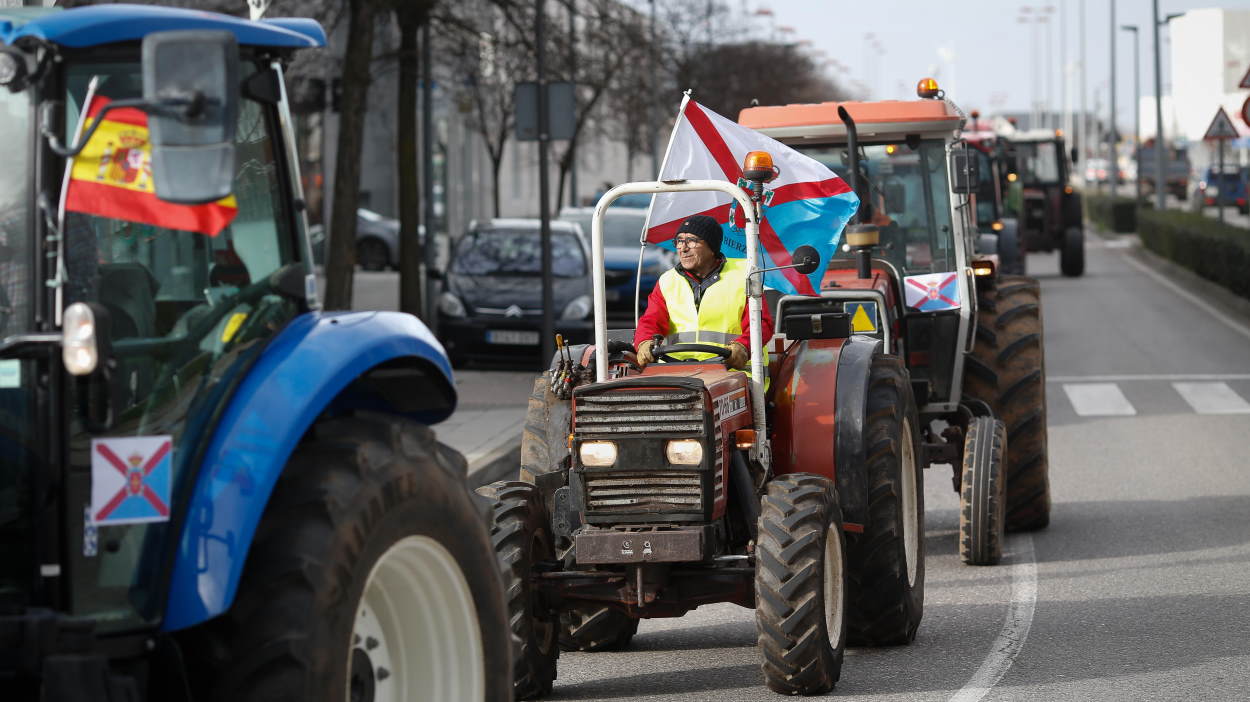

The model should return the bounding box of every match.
[1109,0,1118,193]
[1121,24,1141,205]
[1152,0,1165,210]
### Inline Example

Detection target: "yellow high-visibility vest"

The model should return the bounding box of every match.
[656,258,769,376]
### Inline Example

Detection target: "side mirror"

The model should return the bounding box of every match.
[950,151,978,194]
[883,182,906,211]
[142,30,239,204]
[790,245,820,275]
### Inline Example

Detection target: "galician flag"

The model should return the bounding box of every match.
[64,95,238,236]
[645,97,859,295]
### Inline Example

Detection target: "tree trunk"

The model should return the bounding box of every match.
[395,3,424,317]
[490,152,503,217]
[324,0,376,310]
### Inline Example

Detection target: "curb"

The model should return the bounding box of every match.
[468,443,521,489]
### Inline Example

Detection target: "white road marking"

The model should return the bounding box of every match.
[1120,252,1250,342]
[1048,373,1250,383]
[949,534,1038,702]
[1172,382,1250,414]
[1063,383,1137,416]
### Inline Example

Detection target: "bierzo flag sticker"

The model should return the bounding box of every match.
[904,272,961,312]
[65,96,238,236]
[90,436,173,525]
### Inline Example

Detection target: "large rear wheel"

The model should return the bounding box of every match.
[846,355,925,646]
[755,473,847,696]
[559,606,639,652]
[964,276,1051,531]
[478,481,559,700]
[180,413,512,702]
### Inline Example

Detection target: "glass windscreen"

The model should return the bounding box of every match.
[0,87,31,610]
[1015,140,1061,184]
[453,229,586,277]
[797,139,957,275]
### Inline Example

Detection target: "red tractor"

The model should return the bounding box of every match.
[482,173,921,696]
[965,120,1027,275]
[1005,129,1086,276]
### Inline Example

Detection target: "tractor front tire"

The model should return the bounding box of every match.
[959,416,1007,565]
[519,374,571,484]
[180,413,512,702]
[479,481,559,700]
[755,473,847,696]
[846,355,925,646]
[559,606,639,652]
[1060,226,1085,277]
[964,276,1051,531]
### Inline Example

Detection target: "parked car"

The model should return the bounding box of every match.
[1196,167,1248,214]
[308,208,411,271]
[438,219,592,366]
[557,206,672,320]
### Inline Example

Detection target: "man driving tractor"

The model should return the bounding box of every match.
[633,214,774,372]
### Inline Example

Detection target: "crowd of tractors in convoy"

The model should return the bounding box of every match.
[0,4,1078,701]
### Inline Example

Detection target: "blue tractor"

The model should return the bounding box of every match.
[0,5,509,700]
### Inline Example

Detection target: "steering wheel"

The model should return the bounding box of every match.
[651,342,732,363]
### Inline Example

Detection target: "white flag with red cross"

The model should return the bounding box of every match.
[90,436,173,525]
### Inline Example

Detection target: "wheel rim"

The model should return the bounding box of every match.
[822,524,845,649]
[900,417,920,587]
[347,536,484,702]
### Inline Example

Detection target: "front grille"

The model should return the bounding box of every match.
[584,470,703,514]
[574,389,703,436]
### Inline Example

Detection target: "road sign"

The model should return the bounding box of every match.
[515,81,576,141]
[1240,65,1250,89]
[1203,107,1238,141]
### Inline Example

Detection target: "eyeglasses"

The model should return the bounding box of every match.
[673,236,703,249]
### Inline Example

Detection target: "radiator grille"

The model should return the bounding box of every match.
[574,389,704,436]
[584,470,703,514]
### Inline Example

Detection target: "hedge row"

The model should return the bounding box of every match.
[1085,192,1250,299]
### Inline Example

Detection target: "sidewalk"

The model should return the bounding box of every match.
[435,368,535,484]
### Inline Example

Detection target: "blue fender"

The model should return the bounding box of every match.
[162,310,455,632]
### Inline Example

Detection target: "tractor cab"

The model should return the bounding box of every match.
[739,85,981,413]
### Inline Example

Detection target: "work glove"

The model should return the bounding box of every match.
[725,341,749,370]
[636,339,656,368]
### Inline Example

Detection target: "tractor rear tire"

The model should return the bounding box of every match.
[478,481,559,700]
[963,276,1051,531]
[558,606,639,652]
[519,374,571,484]
[179,413,512,702]
[1060,227,1085,277]
[755,473,847,696]
[846,355,925,646]
[959,416,1007,566]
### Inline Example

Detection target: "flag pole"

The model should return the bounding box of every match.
[635,90,692,326]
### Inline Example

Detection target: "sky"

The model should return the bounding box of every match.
[754,0,1250,131]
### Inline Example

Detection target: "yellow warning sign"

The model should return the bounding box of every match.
[847,302,878,333]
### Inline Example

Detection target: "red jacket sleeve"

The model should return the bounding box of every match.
[633,283,671,348]
[734,296,774,350]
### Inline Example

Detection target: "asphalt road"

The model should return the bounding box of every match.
[533,236,1250,701]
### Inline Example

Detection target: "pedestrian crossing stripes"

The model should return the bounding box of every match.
[1054,380,1250,417]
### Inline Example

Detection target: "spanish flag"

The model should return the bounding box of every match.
[64,96,238,236]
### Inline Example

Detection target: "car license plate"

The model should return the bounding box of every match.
[487,330,540,346]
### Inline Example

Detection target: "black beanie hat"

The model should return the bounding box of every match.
[676,214,723,254]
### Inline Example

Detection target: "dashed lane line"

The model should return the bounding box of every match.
[1062,382,1137,416]
[949,534,1038,702]
[1172,381,1250,414]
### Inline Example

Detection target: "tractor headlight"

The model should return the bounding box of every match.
[579,440,618,466]
[561,294,591,320]
[62,302,99,376]
[665,439,703,465]
[438,291,466,318]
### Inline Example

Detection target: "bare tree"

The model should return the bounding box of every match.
[321,0,375,309]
